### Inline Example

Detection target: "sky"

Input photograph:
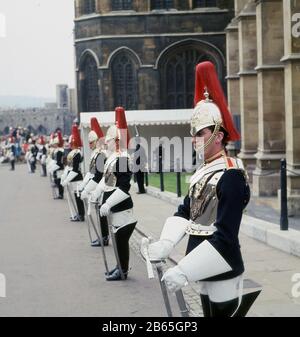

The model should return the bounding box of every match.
[0,0,75,98]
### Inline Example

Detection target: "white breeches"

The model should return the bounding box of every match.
[198,274,243,303]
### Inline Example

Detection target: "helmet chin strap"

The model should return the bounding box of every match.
[194,122,221,154]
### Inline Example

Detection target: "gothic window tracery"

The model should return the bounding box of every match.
[112,53,138,110]
[150,0,174,10]
[82,55,100,112]
[193,0,217,8]
[81,0,96,14]
[112,0,133,11]
[161,48,217,109]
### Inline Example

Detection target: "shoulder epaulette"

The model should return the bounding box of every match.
[225,156,239,170]
[225,156,249,183]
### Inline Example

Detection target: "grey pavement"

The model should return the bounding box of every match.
[0,164,170,317]
[1,163,300,317]
[246,196,300,231]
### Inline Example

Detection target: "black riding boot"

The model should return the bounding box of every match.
[106,221,137,281]
[200,294,212,317]
[209,298,239,317]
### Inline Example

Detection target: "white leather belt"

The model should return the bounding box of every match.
[109,208,137,232]
[186,221,217,236]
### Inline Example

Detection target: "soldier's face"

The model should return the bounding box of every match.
[192,128,221,160]
[106,138,117,153]
[192,128,208,154]
[89,140,96,150]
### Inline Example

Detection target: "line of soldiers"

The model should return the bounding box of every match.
[46,108,137,281]
[0,136,17,170]
[0,134,44,173]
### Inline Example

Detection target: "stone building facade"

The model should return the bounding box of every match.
[74,0,235,113]
[0,86,77,136]
[56,84,69,109]
[226,0,300,214]
[0,107,75,136]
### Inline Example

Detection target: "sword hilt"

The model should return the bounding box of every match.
[141,237,155,279]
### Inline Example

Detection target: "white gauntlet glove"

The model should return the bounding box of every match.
[80,179,98,200]
[161,266,188,293]
[146,216,189,261]
[80,189,89,200]
[99,188,130,216]
[78,172,94,192]
[61,170,78,187]
[99,203,111,217]
[148,240,174,261]
[89,178,106,203]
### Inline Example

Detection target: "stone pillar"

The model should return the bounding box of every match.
[77,70,85,114]
[252,0,285,196]
[74,0,81,18]
[281,0,300,215]
[133,0,147,11]
[95,0,101,13]
[225,17,240,157]
[237,0,258,175]
[97,0,111,13]
[234,0,249,14]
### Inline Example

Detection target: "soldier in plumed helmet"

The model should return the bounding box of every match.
[144,61,259,317]
[48,131,65,199]
[37,135,47,177]
[90,107,137,281]
[79,117,109,247]
[61,125,85,222]
[8,136,17,171]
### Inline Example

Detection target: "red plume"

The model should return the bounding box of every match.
[90,117,104,139]
[115,106,130,149]
[194,61,240,142]
[39,135,45,145]
[70,125,82,148]
[57,130,64,148]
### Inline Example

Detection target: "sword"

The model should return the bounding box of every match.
[175,289,190,317]
[140,239,189,317]
[83,199,93,243]
[155,262,173,317]
[139,239,173,316]
[94,203,110,275]
[140,238,155,279]
[49,173,58,199]
[156,262,189,317]
[66,184,77,219]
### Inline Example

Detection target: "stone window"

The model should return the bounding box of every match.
[150,0,174,10]
[82,55,100,112]
[161,48,215,109]
[193,0,217,8]
[112,53,138,110]
[112,0,133,11]
[82,0,96,15]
